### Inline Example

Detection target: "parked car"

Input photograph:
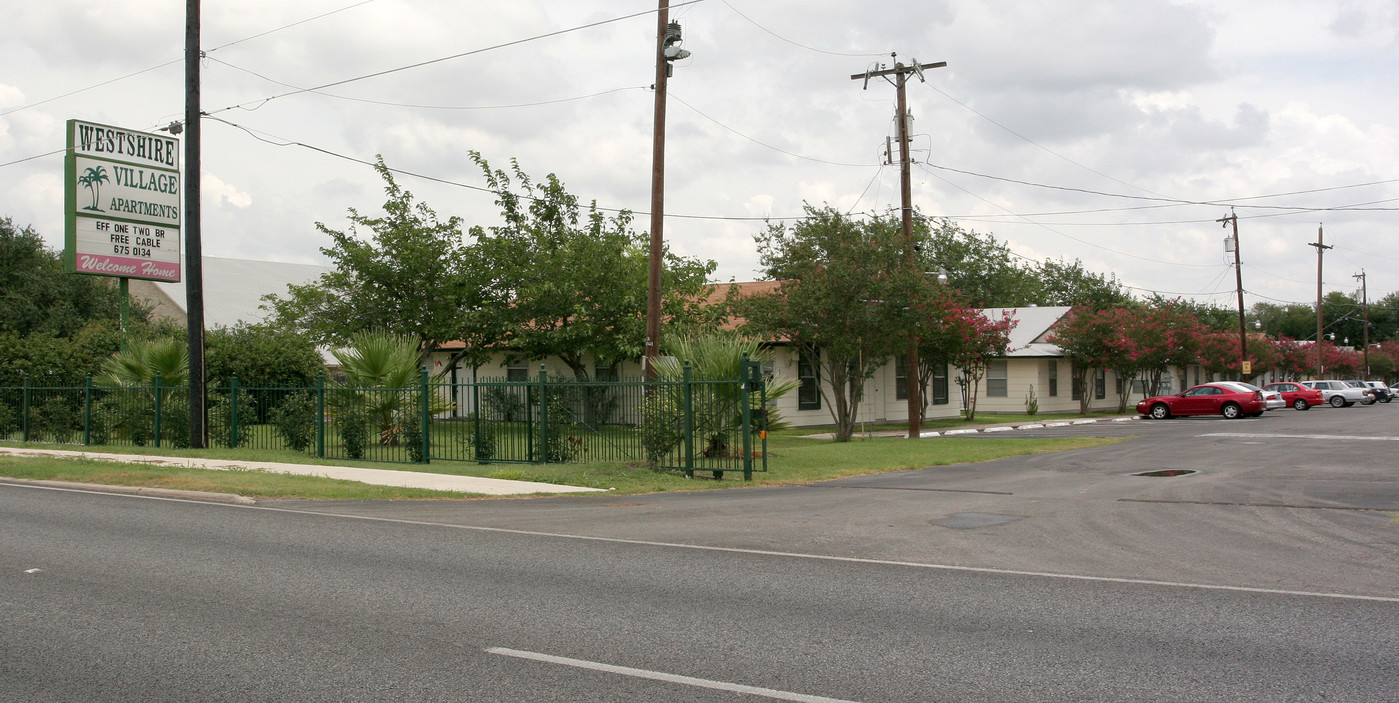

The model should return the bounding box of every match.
[1137,382,1267,419]
[1361,381,1392,403]
[1299,380,1375,408]
[1263,381,1324,410]
[1220,381,1284,411]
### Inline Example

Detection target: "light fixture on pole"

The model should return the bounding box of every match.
[645,5,692,379]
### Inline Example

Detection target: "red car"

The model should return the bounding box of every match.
[1262,381,1324,411]
[1136,382,1267,419]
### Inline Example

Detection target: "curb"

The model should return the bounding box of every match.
[1,477,257,505]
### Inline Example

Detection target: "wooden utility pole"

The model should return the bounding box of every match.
[1309,225,1331,378]
[644,3,691,380]
[644,0,671,380]
[852,56,946,439]
[1354,270,1369,379]
[1218,210,1248,377]
[185,0,206,448]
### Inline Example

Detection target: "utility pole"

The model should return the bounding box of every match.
[644,2,691,380]
[1218,210,1248,378]
[1308,225,1331,378]
[852,55,946,439]
[1353,270,1369,379]
[185,0,206,448]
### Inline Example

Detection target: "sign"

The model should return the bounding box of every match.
[64,119,181,282]
[1241,361,1252,375]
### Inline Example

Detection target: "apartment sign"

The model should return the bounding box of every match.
[64,119,181,282]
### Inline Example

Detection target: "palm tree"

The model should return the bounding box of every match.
[648,333,798,459]
[332,330,450,446]
[98,338,190,446]
[80,166,109,211]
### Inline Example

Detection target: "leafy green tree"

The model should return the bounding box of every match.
[740,206,925,441]
[1,217,141,339]
[205,322,323,388]
[265,158,493,364]
[914,217,1040,308]
[1030,258,1133,309]
[470,152,716,380]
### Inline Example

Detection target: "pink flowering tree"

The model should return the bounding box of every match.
[1047,307,1123,413]
[946,308,1016,421]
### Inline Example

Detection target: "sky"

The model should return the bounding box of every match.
[3,0,1398,319]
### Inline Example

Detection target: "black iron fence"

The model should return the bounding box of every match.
[0,361,770,479]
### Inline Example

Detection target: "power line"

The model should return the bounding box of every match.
[668,92,874,167]
[719,0,889,57]
[206,1,709,117]
[0,0,378,118]
[208,56,649,111]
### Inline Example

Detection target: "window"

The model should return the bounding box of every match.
[506,364,530,382]
[932,363,949,405]
[1047,360,1058,397]
[987,360,1008,398]
[894,355,909,401]
[797,346,821,410]
[1095,368,1106,400]
[1071,363,1081,401]
[594,365,618,382]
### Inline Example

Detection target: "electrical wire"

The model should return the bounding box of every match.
[667,92,875,167]
[208,56,648,111]
[206,1,708,117]
[719,0,890,57]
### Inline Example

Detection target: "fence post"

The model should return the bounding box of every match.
[759,363,769,474]
[682,362,694,479]
[537,365,549,465]
[153,372,163,449]
[21,372,30,442]
[740,354,753,481]
[229,373,240,449]
[419,365,431,464]
[471,368,483,461]
[83,373,93,446]
[315,372,326,459]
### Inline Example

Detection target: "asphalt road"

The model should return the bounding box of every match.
[3,403,1396,701]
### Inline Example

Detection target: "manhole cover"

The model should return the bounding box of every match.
[1131,469,1197,477]
[929,512,1025,529]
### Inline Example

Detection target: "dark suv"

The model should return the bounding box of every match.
[1361,381,1392,403]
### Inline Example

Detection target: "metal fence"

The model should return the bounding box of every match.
[0,361,769,479]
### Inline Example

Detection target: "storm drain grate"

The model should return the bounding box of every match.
[1131,469,1197,477]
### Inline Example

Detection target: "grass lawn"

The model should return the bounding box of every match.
[0,431,1126,500]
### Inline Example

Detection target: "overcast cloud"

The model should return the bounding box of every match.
[3,0,1397,315]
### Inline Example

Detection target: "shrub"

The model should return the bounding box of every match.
[482,386,524,422]
[1025,384,1039,415]
[471,427,497,462]
[31,395,81,443]
[207,392,257,448]
[270,393,317,453]
[338,408,368,460]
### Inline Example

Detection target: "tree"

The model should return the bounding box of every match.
[265,158,492,362]
[1030,258,1133,310]
[945,307,1016,421]
[1047,307,1119,414]
[1130,301,1204,396]
[1,217,139,338]
[205,323,324,387]
[914,217,1039,307]
[740,206,925,441]
[470,152,716,381]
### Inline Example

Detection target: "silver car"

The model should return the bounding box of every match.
[1300,380,1375,407]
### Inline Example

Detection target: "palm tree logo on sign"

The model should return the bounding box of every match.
[77,165,108,212]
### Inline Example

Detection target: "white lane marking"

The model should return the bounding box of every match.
[7,481,1399,603]
[1200,433,1399,442]
[487,647,861,703]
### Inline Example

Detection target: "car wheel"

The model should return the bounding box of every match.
[1361,397,1375,405]
[1330,395,1346,408]
[1221,403,1242,419]
[1292,398,1309,411]
[1149,403,1170,420]
[1383,397,1392,404]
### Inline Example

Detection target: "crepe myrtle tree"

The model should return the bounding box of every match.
[946,307,1016,422]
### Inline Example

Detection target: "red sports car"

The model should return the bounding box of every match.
[1136,383,1267,419]
[1262,381,1324,411]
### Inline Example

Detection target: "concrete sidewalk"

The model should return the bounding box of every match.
[0,447,608,497]
[800,415,1140,440]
